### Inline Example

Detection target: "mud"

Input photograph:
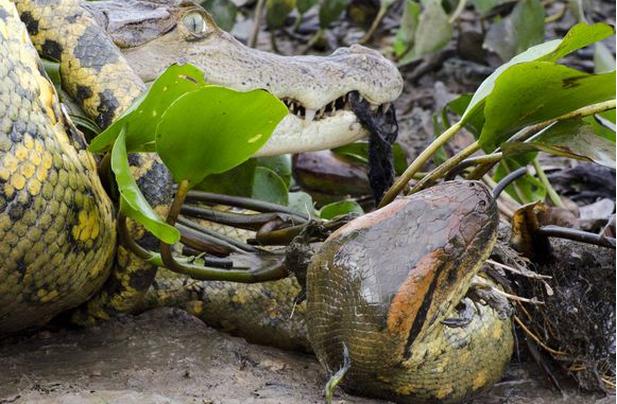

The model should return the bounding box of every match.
[0,308,612,403]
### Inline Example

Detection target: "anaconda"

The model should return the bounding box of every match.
[0,1,513,402]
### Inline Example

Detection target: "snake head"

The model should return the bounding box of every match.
[306,181,499,399]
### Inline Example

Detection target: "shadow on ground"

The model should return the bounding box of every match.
[0,308,612,403]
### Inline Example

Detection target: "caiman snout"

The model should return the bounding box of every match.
[90,0,404,156]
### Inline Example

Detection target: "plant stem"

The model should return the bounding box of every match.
[359,4,389,45]
[159,181,289,282]
[532,158,564,207]
[544,3,566,23]
[303,28,324,54]
[270,32,280,53]
[448,0,467,23]
[249,0,266,48]
[538,225,616,248]
[118,213,156,261]
[445,152,502,179]
[161,180,191,271]
[482,174,520,207]
[186,190,310,220]
[468,99,617,179]
[292,14,303,31]
[408,140,481,195]
[379,120,464,207]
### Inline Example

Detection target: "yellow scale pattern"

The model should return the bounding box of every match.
[0,0,115,332]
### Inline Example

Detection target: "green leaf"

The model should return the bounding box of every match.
[594,42,616,74]
[503,119,616,168]
[541,22,614,62]
[462,23,614,124]
[470,0,510,15]
[287,191,318,216]
[267,0,296,28]
[483,0,545,62]
[201,0,238,31]
[194,159,257,196]
[446,93,485,137]
[297,0,318,13]
[69,114,101,138]
[319,199,364,219]
[89,63,208,153]
[393,0,421,58]
[586,114,616,142]
[251,166,289,205]
[155,86,287,186]
[398,0,452,66]
[256,155,293,187]
[319,0,348,28]
[111,130,180,244]
[41,58,61,86]
[479,62,616,151]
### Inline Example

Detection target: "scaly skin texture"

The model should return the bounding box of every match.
[85,0,404,156]
[10,0,175,327]
[0,0,115,332]
[13,0,144,128]
[307,181,513,403]
[1,2,512,400]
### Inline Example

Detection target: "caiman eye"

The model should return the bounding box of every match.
[182,11,207,36]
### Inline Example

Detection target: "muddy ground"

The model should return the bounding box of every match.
[0,308,612,404]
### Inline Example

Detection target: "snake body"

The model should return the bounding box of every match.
[0,1,513,401]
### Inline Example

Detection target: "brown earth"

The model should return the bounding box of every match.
[0,308,612,404]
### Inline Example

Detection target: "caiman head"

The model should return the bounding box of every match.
[84,0,404,156]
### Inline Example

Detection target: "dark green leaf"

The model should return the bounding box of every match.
[89,63,208,153]
[503,119,615,168]
[398,0,452,66]
[267,0,296,28]
[319,0,348,28]
[297,0,317,13]
[393,0,421,58]
[69,114,101,138]
[194,159,257,196]
[319,199,364,219]
[462,23,614,124]
[287,191,318,216]
[251,166,289,205]
[41,58,61,86]
[479,62,616,151]
[256,155,293,187]
[201,0,238,31]
[155,85,287,186]
[470,0,511,15]
[111,130,180,244]
[483,0,545,62]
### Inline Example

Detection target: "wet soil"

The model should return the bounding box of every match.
[0,308,612,403]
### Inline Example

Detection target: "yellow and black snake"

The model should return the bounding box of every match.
[0,1,513,401]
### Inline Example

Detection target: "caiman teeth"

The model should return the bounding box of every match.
[305,109,316,121]
[281,92,388,123]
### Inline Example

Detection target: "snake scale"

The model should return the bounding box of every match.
[0,0,513,402]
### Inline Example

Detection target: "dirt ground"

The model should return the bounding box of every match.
[0,308,612,404]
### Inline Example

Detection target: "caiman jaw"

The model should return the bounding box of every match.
[91,0,404,156]
[261,94,394,157]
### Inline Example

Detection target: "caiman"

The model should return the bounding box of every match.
[0,0,513,402]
